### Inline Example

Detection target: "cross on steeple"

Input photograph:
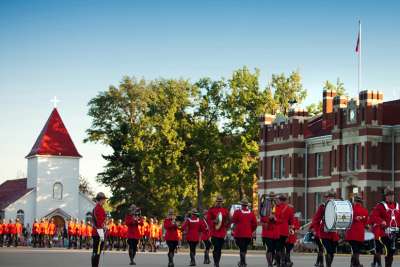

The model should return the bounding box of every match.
[50,96,60,108]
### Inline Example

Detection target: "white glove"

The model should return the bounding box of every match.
[97,229,105,241]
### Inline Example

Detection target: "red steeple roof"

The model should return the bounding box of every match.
[26,108,82,158]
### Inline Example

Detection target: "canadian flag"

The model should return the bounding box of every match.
[355,22,361,53]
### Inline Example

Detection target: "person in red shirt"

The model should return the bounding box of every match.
[32,219,40,248]
[74,218,81,249]
[231,197,257,267]
[206,195,229,267]
[260,192,279,267]
[0,219,4,247]
[48,218,56,248]
[79,220,87,249]
[86,221,93,250]
[67,219,76,249]
[200,210,211,264]
[345,195,368,267]
[182,208,205,266]
[164,208,181,267]
[116,219,123,251]
[7,219,16,247]
[311,189,339,267]
[275,194,294,267]
[91,192,108,267]
[286,212,301,267]
[125,204,144,265]
[369,186,400,267]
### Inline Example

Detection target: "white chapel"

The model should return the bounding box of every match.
[0,108,95,227]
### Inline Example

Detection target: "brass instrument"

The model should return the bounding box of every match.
[259,194,276,217]
[215,212,223,230]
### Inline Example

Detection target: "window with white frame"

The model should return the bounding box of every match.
[316,153,323,177]
[16,210,24,224]
[354,145,358,170]
[315,192,323,210]
[280,156,285,178]
[346,145,351,171]
[271,157,276,179]
[53,182,63,200]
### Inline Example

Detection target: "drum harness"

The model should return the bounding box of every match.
[381,201,399,250]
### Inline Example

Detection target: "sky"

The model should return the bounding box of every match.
[1,0,400,194]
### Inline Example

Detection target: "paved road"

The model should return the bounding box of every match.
[0,248,399,267]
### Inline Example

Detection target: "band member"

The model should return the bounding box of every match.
[182,208,205,266]
[86,221,93,249]
[311,189,338,267]
[80,220,87,249]
[121,221,128,251]
[345,195,368,267]
[0,219,4,247]
[260,192,279,267]
[149,218,158,252]
[125,204,143,265]
[164,208,181,267]
[7,219,15,247]
[68,218,76,249]
[369,186,400,267]
[14,218,22,247]
[116,219,123,251]
[48,218,56,248]
[232,197,257,267]
[286,212,301,267]
[91,192,108,267]
[32,219,40,248]
[275,194,294,267]
[207,195,229,267]
[200,210,211,264]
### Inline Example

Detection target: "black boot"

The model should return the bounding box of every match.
[204,250,210,264]
[213,250,219,267]
[384,256,393,267]
[91,255,100,267]
[267,252,274,267]
[375,254,382,267]
[189,252,196,266]
[325,254,332,267]
[168,252,175,267]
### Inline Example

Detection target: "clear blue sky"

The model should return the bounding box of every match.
[1,0,400,193]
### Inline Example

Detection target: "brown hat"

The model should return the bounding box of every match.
[353,194,363,203]
[168,208,175,215]
[240,197,249,206]
[384,186,394,196]
[95,192,108,201]
[216,195,224,203]
[324,189,336,198]
[191,208,199,215]
[267,191,277,198]
[130,204,137,211]
[278,194,288,201]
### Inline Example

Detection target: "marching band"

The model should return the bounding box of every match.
[2,187,400,267]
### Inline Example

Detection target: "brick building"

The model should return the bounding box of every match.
[258,89,400,222]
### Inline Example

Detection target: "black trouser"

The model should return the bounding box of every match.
[7,234,13,247]
[188,241,198,263]
[13,234,18,247]
[68,235,75,248]
[321,239,338,267]
[86,237,92,249]
[167,240,178,265]
[91,236,105,267]
[235,238,251,265]
[127,238,139,263]
[0,234,3,247]
[211,237,225,266]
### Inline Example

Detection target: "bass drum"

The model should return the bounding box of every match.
[324,200,353,231]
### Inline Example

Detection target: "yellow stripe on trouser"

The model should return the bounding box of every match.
[378,237,387,256]
[97,238,101,255]
[319,238,327,256]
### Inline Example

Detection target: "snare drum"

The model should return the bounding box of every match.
[362,231,375,252]
[302,231,317,250]
[324,200,353,231]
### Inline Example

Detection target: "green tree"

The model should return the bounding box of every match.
[306,101,322,116]
[323,78,347,96]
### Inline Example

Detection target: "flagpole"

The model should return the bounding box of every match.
[358,20,361,94]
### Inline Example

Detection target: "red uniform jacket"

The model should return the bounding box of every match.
[261,215,280,239]
[0,223,4,235]
[80,224,87,237]
[206,206,229,238]
[3,224,9,235]
[287,217,300,244]
[122,225,128,238]
[125,215,143,240]
[9,223,17,235]
[275,203,294,237]
[369,201,400,238]
[311,203,339,241]
[182,215,205,242]
[345,202,368,242]
[15,222,22,235]
[231,208,257,238]
[68,222,76,236]
[75,223,81,237]
[163,218,179,241]
[48,223,56,236]
[32,223,40,235]
[200,218,211,241]
[92,203,107,237]
[86,225,93,237]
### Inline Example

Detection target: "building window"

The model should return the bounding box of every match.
[272,156,280,179]
[53,182,63,200]
[16,210,24,224]
[346,145,351,171]
[280,156,285,178]
[0,210,5,220]
[271,157,275,179]
[316,153,323,177]
[362,145,365,166]
[315,192,323,210]
[354,145,358,170]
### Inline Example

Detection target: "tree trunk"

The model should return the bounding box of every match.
[196,161,204,211]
